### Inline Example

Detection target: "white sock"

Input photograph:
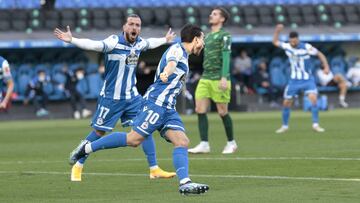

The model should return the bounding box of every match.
[180,178,191,185]
[84,144,93,154]
[75,162,83,167]
[228,140,236,145]
[339,95,345,101]
[282,125,289,129]
[150,165,159,170]
[200,141,209,146]
[313,123,319,128]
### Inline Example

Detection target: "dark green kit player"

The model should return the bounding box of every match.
[188,7,237,154]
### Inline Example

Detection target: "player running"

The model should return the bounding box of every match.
[69,24,209,195]
[188,7,237,154]
[54,14,176,181]
[273,24,329,133]
[0,56,14,111]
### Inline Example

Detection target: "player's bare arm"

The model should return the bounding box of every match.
[317,51,330,74]
[54,25,104,52]
[160,61,177,83]
[273,24,284,47]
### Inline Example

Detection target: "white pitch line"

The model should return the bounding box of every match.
[1,170,360,183]
[1,157,360,165]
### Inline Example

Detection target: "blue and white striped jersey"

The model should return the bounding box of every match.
[100,34,150,100]
[144,43,189,109]
[0,56,12,100]
[280,41,318,81]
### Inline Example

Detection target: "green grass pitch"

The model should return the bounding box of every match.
[0,109,360,202]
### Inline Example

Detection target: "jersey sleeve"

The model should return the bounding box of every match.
[279,42,291,50]
[305,43,319,56]
[102,35,119,53]
[1,60,12,82]
[222,33,232,51]
[139,38,150,51]
[165,45,183,64]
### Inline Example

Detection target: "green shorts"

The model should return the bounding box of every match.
[195,79,231,103]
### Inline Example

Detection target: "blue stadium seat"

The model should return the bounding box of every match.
[330,56,347,76]
[269,57,284,70]
[86,73,103,99]
[86,63,99,74]
[18,64,34,77]
[0,0,15,9]
[270,67,287,89]
[76,78,89,96]
[16,74,31,96]
[15,0,40,9]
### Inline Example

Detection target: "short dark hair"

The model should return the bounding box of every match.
[214,7,230,24]
[289,31,299,39]
[180,24,203,43]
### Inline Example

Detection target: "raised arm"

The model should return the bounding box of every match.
[317,51,330,74]
[146,28,176,49]
[273,24,284,47]
[54,26,116,52]
[160,61,177,83]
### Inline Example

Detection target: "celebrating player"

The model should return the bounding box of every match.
[54,14,176,181]
[69,24,209,195]
[273,24,329,133]
[188,7,237,154]
[0,56,14,111]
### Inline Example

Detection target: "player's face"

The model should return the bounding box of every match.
[209,9,224,25]
[192,32,205,56]
[123,17,141,43]
[289,37,299,48]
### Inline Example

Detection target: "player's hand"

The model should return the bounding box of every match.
[219,77,228,91]
[275,24,284,32]
[54,25,73,43]
[165,28,176,43]
[160,72,169,83]
[0,101,7,109]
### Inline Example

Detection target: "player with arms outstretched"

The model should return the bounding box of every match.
[54,14,176,181]
[273,24,329,133]
[68,24,209,195]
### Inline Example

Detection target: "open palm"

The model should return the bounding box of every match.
[54,26,72,43]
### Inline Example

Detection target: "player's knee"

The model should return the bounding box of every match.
[173,136,189,148]
[195,106,205,114]
[95,130,106,136]
[126,131,143,147]
[218,110,228,117]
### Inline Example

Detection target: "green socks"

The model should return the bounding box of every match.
[221,114,234,141]
[198,113,208,141]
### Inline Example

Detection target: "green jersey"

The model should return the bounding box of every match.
[202,28,232,80]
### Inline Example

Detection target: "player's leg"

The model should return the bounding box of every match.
[216,102,237,154]
[333,74,348,108]
[189,79,211,153]
[70,97,122,181]
[276,85,295,133]
[122,96,175,178]
[165,130,209,195]
[307,93,325,132]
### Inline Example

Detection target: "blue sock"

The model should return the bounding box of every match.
[141,135,157,168]
[311,104,319,124]
[282,107,290,126]
[90,132,127,152]
[78,131,101,164]
[172,147,189,182]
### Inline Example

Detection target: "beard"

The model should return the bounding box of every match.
[125,32,137,43]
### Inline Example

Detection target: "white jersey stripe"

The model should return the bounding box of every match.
[108,54,126,100]
[155,73,182,107]
[125,66,135,99]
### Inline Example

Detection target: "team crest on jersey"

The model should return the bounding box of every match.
[126,49,139,65]
[141,121,149,129]
[96,117,104,125]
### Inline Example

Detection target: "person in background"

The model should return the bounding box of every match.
[24,70,51,117]
[63,66,92,119]
[232,50,253,93]
[254,61,280,107]
[317,67,348,108]
[0,56,14,112]
[347,58,360,87]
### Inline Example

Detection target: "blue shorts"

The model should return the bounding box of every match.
[284,79,318,99]
[91,96,143,132]
[132,101,185,142]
